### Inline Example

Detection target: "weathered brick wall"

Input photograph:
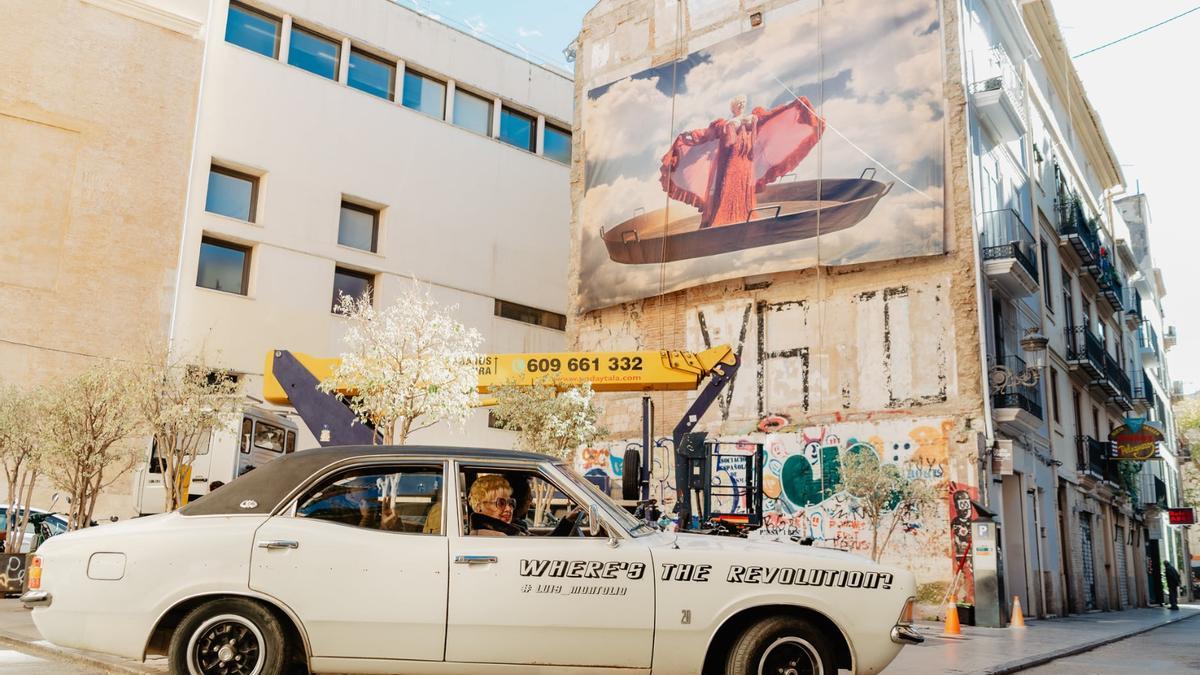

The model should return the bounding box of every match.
[568,0,986,611]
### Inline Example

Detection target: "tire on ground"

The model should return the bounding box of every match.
[168,596,289,675]
[725,615,837,675]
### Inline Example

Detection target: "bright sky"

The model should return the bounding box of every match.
[408,0,1198,394]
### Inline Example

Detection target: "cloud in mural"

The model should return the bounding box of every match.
[578,0,946,311]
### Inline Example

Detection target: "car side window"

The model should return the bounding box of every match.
[460,467,604,538]
[296,464,444,534]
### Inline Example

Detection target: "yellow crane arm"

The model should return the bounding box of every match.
[263,345,737,405]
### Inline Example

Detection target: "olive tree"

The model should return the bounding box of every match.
[0,386,46,552]
[136,348,242,512]
[839,448,937,562]
[41,361,142,530]
[321,283,483,445]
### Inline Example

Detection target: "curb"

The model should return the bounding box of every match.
[0,631,160,674]
[981,610,1200,674]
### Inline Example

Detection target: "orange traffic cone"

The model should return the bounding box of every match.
[1010,596,1026,628]
[944,595,961,635]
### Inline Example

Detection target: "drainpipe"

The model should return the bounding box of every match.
[1029,485,1048,616]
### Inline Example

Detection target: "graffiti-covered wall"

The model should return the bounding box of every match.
[576,417,975,590]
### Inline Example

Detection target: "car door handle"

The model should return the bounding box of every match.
[454,555,498,565]
[256,540,299,550]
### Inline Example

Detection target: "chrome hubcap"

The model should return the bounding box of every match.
[758,636,822,675]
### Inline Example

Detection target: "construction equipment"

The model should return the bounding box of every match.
[262,345,750,531]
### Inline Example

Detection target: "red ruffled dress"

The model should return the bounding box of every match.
[660,97,826,229]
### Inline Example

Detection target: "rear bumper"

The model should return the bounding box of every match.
[20,591,51,608]
[890,624,924,645]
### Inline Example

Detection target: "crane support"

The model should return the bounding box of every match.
[265,351,378,447]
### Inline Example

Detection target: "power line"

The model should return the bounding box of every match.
[1072,5,1200,58]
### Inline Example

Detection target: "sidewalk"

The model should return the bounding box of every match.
[883,605,1200,674]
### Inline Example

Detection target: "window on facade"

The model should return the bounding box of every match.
[1040,240,1053,311]
[197,237,250,295]
[543,124,571,165]
[495,299,566,331]
[297,465,444,533]
[338,202,379,252]
[498,106,535,151]
[288,26,340,80]
[452,88,492,135]
[348,49,394,100]
[205,165,258,222]
[254,421,286,452]
[332,267,374,312]
[401,69,446,118]
[225,2,280,57]
[1061,267,1073,328]
[1049,367,1061,424]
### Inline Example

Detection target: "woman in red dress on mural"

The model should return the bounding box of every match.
[661,94,825,229]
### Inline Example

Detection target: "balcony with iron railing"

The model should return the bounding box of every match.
[970,46,1027,142]
[1138,321,1161,366]
[991,354,1044,432]
[980,209,1039,297]
[1132,368,1156,411]
[1096,260,1124,314]
[1076,435,1120,485]
[1123,287,1143,328]
[1101,353,1133,410]
[1065,325,1105,379]
[1055,191,1101,269]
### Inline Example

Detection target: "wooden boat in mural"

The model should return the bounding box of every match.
[601,169,892,265]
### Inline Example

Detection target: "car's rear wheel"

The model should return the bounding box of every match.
[725,615,836,675]
[169,597,288,675]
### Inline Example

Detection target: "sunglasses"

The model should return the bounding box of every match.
[490,497,516,510]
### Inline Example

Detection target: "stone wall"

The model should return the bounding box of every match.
[0,0,205,518]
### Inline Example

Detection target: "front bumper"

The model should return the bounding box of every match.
[890,624,924,645]
[20,591,51,608]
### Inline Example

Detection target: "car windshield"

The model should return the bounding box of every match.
[555,464,651,537]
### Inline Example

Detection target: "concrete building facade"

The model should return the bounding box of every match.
[566,0,1186,619]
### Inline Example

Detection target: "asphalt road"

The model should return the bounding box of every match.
[0,647,97,673]
[1025,613,1200,673]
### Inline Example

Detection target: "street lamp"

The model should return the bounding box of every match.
[990,327,1048,392]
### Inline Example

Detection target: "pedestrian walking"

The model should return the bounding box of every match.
[1164,561,1181,610]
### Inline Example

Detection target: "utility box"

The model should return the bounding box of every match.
[971,518,1008,627]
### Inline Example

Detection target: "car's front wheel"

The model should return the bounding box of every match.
[169,597,288,675]
[725,615,836,675]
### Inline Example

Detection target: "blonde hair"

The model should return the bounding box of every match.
[468,474,512,511]
[730,94,748,113]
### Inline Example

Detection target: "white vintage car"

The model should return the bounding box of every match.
[22,446,921,675]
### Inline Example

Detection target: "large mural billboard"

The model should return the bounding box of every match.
[579,0,946,310]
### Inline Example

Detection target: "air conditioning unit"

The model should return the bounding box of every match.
[1164,325,1178,350]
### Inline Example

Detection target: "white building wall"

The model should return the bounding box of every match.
[170,0,573,450]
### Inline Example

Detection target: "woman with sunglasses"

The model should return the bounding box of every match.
[467,474,524,536]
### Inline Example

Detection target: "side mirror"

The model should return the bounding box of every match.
[586,504,603,537]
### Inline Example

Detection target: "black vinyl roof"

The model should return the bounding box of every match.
[180,445,558,517]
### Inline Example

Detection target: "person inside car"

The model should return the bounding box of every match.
[468,474,523,536]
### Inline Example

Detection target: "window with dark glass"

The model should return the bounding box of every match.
[254,421,286,452]
[296,465,444,533]
[205,165,258,222]
[240,418,253,453]
[348,49,394,100]
[1040,240,1053,311]
[452,88,492,135]
[494,299,566,331]
[332,267,374,312]
[1050,367,1061,423]
[338,202,379,252]
[285,430,296,454]
[498,106,535,151]
[225,2,280,57]
[543,124,571,165]
[288,25,340,80]
[197,237,250,295]
[401,69,446,118]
